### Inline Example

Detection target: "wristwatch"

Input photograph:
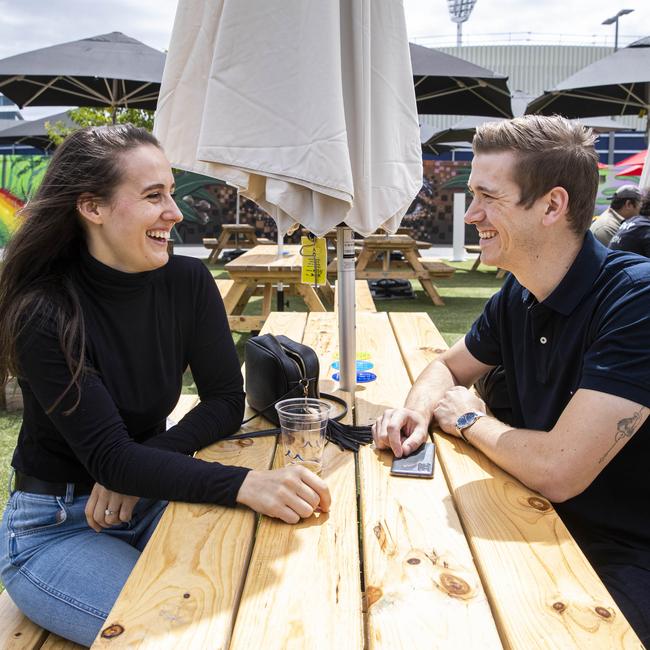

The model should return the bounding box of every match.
[455,411,486,443]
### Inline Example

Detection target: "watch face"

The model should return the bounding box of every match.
[457,412,477,429]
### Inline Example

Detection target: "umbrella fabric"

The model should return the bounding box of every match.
[154,0,422,237]
[616,150,647,168]
[0,32,165,110]
[525,43,650,118]
[410,43,512,118]
[615,151,647,178]
[425,114,634,149]
[0,111,75,150]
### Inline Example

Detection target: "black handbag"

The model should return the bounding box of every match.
[224,334,372,452]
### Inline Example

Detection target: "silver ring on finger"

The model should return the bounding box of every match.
[105,509,116,516]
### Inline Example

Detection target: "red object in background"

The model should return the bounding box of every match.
[615,150,647,177]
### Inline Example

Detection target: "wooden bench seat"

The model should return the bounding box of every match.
[0,581,86,649]
[333,279,376,312]
[417,259,456,278]
[215,278,234,298]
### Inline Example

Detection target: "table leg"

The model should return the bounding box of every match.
[355,247,373,273]
[496,268,507,279]
[471,255,481,271]
[262,284,273,318]
[403,249,445,307]
[420,278,445,306]
[318,281,335,308]
[233,286,257,315]
[295,284,326,311]
[222,281,250,314]
[210,231,231,264]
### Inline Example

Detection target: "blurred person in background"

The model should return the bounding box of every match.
[609,189,650,258]
[590,184,641,246]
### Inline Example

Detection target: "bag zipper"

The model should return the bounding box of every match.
[279,343,309,397]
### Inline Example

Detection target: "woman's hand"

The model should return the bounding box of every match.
[85,483,140,532]
[236,466,331,524]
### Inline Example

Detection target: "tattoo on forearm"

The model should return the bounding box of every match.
[598,407,647,464]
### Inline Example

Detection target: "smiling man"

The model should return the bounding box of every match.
[372,115,650,642]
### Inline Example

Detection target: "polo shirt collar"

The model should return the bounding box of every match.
[538,231,608,316]
[521,231,608,314]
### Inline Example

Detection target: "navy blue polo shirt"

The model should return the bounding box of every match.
[465,231,650,570]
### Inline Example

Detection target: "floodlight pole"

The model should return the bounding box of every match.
[602,9,634,52]
[601,9,634,166]
[447,0,478,48]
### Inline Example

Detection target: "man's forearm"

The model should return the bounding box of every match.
[459,416,562,500]
[404,360,458,426]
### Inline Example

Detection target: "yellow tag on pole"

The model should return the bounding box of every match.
[300,236,327,286]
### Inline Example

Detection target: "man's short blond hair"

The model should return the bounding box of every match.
[472,115,599,235]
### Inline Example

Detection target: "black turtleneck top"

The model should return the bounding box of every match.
[12,248,249,506]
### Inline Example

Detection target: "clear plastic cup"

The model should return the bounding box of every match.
[275,398,331,474]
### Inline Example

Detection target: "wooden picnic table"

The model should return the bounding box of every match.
[78,310,640,649]
[204,224,273,264]
[349,234,455,307]
[465,244,507,279]
[1,311,642,648]
[221,244,334,331]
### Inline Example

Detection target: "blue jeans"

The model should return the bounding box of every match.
[0,480,166,647]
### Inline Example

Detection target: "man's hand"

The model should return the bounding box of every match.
[236,466,331,524]
[85,483,140,532]
[372,407,429,458]
[432,386,487,437]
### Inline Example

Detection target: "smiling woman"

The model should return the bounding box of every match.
[77,144,183,273]
[0,125,331,646]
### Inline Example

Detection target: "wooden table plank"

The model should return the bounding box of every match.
[0,591,49,650]
[388,312,643,649]
[229,312,363,650]
[92,313,308,649]
[355,311,502,650]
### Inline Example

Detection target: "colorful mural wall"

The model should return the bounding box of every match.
[0,155,50,245]
[0,154,643,248]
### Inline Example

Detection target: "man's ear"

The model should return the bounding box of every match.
[541,186,569,227]
[77,193,104,226]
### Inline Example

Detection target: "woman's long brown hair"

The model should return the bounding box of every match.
[0,124,160,414]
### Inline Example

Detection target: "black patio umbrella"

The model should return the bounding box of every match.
[409,43,512,118]
[425,113,634,148]
[0,32,165,115]
[0,111,75,150]
[525,38,650,119]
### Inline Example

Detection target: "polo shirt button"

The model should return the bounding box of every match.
[540,336,548,344]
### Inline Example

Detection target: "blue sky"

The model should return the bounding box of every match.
[1,0,647,119]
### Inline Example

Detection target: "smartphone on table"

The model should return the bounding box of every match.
[390,441,435,478]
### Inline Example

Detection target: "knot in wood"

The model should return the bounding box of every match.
[595,607,612,619]
[183,593,190,599]
[527,496,551,511]
[237,438,254,447]
[373,523,388,552]
[440,573,470,596]
[101,624,125,639]
[366,586,383,608]
[407,558,421,565]
[552,602,566,613]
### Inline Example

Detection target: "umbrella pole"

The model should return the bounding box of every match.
[277,226,284,311]
[336,226,356,396]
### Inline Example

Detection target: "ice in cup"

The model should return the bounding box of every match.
[275,398,331,474]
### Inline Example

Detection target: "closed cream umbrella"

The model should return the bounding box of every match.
[154,0,422,391]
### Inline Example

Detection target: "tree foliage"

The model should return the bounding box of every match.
[45,107,154,146]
